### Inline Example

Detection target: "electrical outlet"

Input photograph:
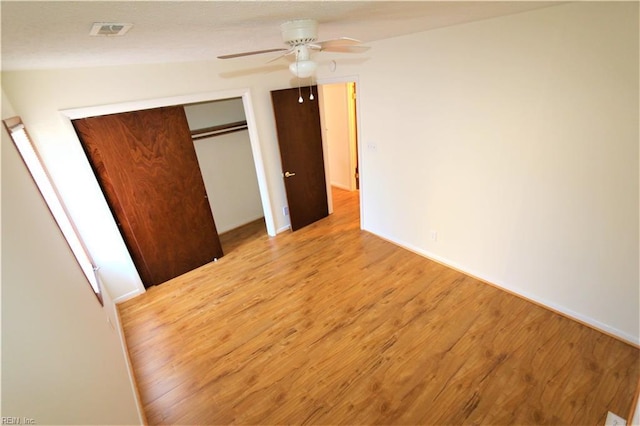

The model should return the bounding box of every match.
[605,411,626,426]
[283,206,289,216]
[430,230,438,242]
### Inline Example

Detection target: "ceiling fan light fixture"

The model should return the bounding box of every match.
[289,60,317,78]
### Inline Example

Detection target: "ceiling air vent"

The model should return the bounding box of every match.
[90,22,133,37]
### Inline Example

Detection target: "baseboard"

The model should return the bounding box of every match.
[331,182,351,191]
[113,288,144,304]
[99,284,147,425]
[366,228,640,347]
[112,300,148,425]
[276,225,291,234]
[218,215,266,235]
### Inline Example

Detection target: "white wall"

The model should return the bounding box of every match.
[320,83,352,190]
[1,92,142,424]
[185,98,264,233]
[185,97,246,127]
[1,59,296,301]
[328,2,639,342]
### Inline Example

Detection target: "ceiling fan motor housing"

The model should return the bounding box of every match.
[281,19,318,46]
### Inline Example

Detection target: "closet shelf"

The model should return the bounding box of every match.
[191,120,248,141]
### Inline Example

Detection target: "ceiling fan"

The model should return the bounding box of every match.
[217,19,370,79]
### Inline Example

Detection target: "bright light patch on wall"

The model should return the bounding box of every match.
[3,117,102,304]
[90,22,133,37]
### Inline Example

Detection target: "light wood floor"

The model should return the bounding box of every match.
[119,188,639,425]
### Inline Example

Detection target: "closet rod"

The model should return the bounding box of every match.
[191,120,248,141]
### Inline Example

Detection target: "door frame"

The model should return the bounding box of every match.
[61,88,277,241]
[316,75,364,228]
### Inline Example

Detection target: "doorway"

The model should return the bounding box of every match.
[317,80,362,219]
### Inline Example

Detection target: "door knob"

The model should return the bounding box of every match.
[284,171,296,178]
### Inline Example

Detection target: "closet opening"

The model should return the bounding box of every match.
[62,88,274,293]
[185,98,267,254]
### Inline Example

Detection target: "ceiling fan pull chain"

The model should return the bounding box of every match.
[309,78,315,101]
[297,55,304,103]
[298,80,303,104]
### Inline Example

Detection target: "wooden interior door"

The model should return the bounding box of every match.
[271,86,328,231]
[73,106,223,288]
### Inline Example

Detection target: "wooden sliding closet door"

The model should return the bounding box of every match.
[73,106,223,288]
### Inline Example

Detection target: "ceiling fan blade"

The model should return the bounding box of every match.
[218,48,287,60]
[318,45,371,54]
[314,37,365,49]
[266,48,295,64]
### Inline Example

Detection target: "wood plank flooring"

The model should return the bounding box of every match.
[218,217,267,256]
[119,188,639,425]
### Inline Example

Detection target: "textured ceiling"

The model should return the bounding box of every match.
[1,1,562,71]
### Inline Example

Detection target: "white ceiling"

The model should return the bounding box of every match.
[1,1,563,71]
